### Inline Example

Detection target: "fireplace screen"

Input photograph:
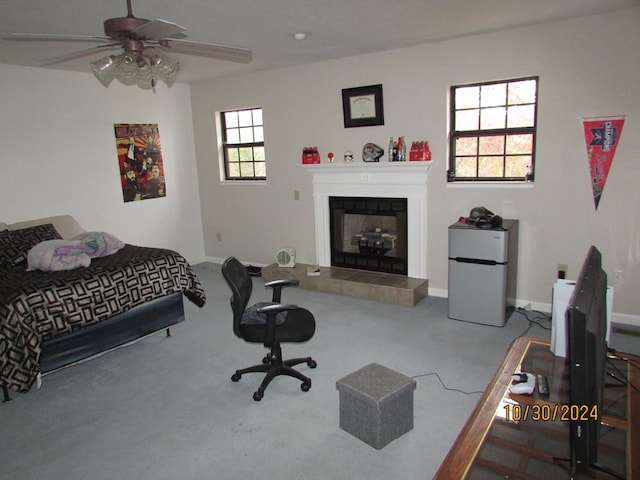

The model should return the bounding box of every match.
[329,197,407,275]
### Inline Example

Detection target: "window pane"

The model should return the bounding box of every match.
[226,128,240,144]
[239,147,253,161]
[253,126,264,142]
[456,157,477,177]
[224,111,238,128]
[455,86,479,109]
[505,156,530,177]
[506,134,533,154]
[455,137,478,156]
[456,109,479,131]
[507,105,535,128]
[228,162,240,177]
[239,127,254,143]
[227,147,239,162]
[480,107,506,129]
[481,83,506,107]
[478,156,504,177]
[479,136,504,155]
[508,79,537,105]
[238,110,253,127]
[254,161,266,177]
[240,161,254,177]
[252,108,263,125]
[254,146,265,161]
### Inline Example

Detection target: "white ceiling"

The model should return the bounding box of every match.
[1,0,638,83]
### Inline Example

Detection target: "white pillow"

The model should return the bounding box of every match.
[27,240,91,272]
[72,232,125,258]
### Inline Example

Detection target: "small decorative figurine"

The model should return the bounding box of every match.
[328,152,334,163]
[344,150,355,163]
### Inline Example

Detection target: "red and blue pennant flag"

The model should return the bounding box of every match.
[582,116,625,210]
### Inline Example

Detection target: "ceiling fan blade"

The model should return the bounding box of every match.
[160,39,252,63]
[133,19,187,41]
[1,32,110,43]
[40,43,122,66]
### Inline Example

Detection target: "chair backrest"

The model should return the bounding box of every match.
[222,257,253,337]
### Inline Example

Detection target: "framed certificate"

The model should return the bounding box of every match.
[342,84,384,128]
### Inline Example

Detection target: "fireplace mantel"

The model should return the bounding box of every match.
[300,162,432,279]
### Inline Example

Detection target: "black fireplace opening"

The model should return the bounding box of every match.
[329,196,408,275]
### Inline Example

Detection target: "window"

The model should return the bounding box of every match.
[448,76,538,182]
[220,107,265,180]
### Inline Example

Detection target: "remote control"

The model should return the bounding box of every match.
[536,374,549,397]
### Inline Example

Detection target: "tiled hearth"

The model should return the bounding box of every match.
[261,263,428,307]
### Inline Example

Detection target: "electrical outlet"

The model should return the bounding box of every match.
[216,232,222,242]
[613,269,623,284]
[294,190,300,201]
[557,263,568,279]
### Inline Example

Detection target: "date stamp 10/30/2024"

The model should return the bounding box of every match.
[503,403,599,423]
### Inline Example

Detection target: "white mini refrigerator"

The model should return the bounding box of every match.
[447,220,519,326]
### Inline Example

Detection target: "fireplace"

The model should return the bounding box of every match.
[300,162,432,279]
[330,196,408,275]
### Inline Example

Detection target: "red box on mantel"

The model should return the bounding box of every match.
[302,147,321,164]
[409,141,431,161]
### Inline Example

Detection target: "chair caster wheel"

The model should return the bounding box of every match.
[253,391,263,401]
[231,373,241,382]
[262,354,271,364]
[301,380,311,392]
[308,359,317,368]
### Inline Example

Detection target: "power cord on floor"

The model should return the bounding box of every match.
[410,372,484,396]
[512,307,551,339]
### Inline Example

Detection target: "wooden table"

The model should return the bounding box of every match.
[434,336,638,479]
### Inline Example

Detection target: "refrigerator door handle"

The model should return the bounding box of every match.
[451,257,499,266]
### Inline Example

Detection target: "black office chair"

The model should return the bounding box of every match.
[222,257,317,401]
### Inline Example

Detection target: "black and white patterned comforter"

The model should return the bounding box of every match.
[0,245,206,393]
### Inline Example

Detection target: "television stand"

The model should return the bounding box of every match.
[434,337,638,479]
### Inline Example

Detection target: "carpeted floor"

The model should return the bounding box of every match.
[0,262,634,479]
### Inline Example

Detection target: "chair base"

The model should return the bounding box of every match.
[231,343,317,401]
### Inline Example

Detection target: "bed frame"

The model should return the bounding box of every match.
[1,292,184,403]
[1,215,193,403]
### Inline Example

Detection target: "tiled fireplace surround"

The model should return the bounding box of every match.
[263,163,432,306]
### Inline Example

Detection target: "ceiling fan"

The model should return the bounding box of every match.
[1,0,252,89]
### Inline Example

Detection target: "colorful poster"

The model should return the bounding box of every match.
[582,116,625,210]
[114,123,167,202]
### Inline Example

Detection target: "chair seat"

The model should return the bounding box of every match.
[239,307,315,343]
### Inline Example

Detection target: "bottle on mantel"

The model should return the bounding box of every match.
[397,136,405,162]
[388,136,395,162]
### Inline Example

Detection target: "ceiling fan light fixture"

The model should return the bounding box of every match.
[90,55,118,87]
[149,52,179,87]
[90,51,179,90]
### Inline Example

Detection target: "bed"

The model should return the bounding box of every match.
[0,215,206,400]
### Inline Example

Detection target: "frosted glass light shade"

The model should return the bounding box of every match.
[91,51,180,90]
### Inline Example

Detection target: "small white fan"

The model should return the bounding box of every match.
[275,248,296,267]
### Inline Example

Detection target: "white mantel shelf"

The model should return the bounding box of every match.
[300,161,432,280]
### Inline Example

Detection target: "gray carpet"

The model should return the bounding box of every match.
[0,262,633,479]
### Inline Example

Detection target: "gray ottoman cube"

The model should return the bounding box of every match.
[336,363,416,449]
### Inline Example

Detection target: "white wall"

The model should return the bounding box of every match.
[190,8,640,320]
[0,64,205,264]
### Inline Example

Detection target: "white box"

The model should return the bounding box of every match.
[550,279,613,357]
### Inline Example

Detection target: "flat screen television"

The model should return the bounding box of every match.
[566,245,609,474]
